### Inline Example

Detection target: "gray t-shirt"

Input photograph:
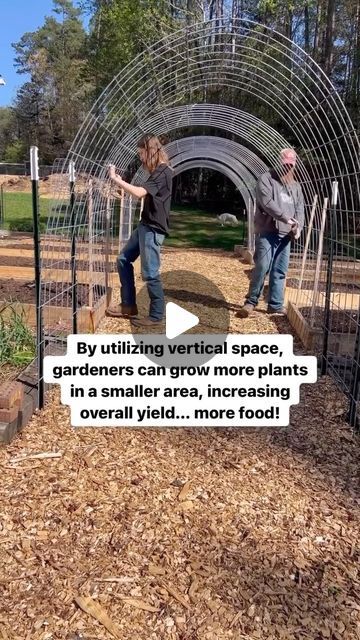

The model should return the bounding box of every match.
[254,170,304,237]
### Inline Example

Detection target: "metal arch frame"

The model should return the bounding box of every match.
[66,18,360,215]
[108,104,313,192]
[43,18,360,286]
[136,135,267,184]
[113,108,311,246]
[172,158,252,202]
[126,135,268,230]
[40,18,360,421]
[103,104,316,248]
[167,136,268,179]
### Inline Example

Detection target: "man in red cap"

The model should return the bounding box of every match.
[237,148,304,318]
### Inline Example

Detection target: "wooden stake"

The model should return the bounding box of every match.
[247,197,254,254]
[252,198,256,253]
[128,195,133,238]
[309,197,328,327]
[88,179,94,308]
[298,194,318,290]
[118,188,124,253]
[105,192,112,307]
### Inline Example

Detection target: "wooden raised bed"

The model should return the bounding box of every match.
[0,342,65,445]
[287,298,358,355]
[288,258,360,286]
[234,244,254,265]
[0,280,110,333]
[0,264,118,285]
[0,380,37,445]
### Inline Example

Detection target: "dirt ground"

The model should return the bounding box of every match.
[300,307,359,334]
[287,278,360,294]
[0,174,105,197]
[0,255,107,272]
[0,249,359,640]
[0,280,92,307]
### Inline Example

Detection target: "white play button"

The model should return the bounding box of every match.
[166,302,199,340]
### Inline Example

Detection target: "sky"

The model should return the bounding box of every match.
[0,0,88,108]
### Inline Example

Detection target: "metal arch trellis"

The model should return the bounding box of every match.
[173,158,253,204]
[68,18,360,209]
[130,135,268,218]
[112,105,314,256]
[39,17,360,428]
[127,135,269,247]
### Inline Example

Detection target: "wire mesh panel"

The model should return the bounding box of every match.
[40,159,116,347]
[128,136,268,224]
[40,17,360,427]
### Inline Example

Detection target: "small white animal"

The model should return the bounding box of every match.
[217,213,239,226]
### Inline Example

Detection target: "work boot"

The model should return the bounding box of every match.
[105,304,138,318]
[131,316,164,327]
[235,303,255,318]
[267,306,287,316]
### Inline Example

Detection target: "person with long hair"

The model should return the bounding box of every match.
[106,134,173,327]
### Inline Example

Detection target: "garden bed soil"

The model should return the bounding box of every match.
[0,279,105,307]
[0,255,110,271]
[299,306,359,333]
[287,278,360,293]
[0,243,116,256]
[0,363,22,384]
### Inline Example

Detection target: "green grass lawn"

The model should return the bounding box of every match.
[133,205,247,251]
[1,192,54,229]
[1,194,246,251]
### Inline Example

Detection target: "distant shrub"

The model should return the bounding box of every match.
[8,217,47,233]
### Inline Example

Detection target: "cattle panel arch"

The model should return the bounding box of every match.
[40,17,360,425]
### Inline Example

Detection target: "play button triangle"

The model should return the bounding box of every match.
[166,302,199,340]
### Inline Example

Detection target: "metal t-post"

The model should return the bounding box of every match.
[348,302,360,430]
[69,161,77,334]
[30,146,44,409]
[321,181,338,376]
[0,185,4,227]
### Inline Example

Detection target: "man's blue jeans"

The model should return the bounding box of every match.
[246,233,291,310]
[117,223,165,321]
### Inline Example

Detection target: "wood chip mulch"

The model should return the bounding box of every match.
[0,249,359,640]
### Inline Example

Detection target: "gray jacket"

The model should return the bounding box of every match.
[254,170,304,237]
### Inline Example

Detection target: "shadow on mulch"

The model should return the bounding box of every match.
[163,288,243,313]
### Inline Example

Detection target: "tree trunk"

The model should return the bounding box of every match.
[304,1,310,53]
[351,0,360,127]
[196,168,204,203]
[313,0,322,60]
[284,6,293,40]
[343,19,354,100]
[323,0,336,75]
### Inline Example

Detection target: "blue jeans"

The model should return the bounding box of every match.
[246,233,291,310]
[117,223,165,320]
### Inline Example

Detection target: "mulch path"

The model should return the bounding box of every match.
[0,249,359,640]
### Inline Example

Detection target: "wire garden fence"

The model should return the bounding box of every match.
[18,17,360,431]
